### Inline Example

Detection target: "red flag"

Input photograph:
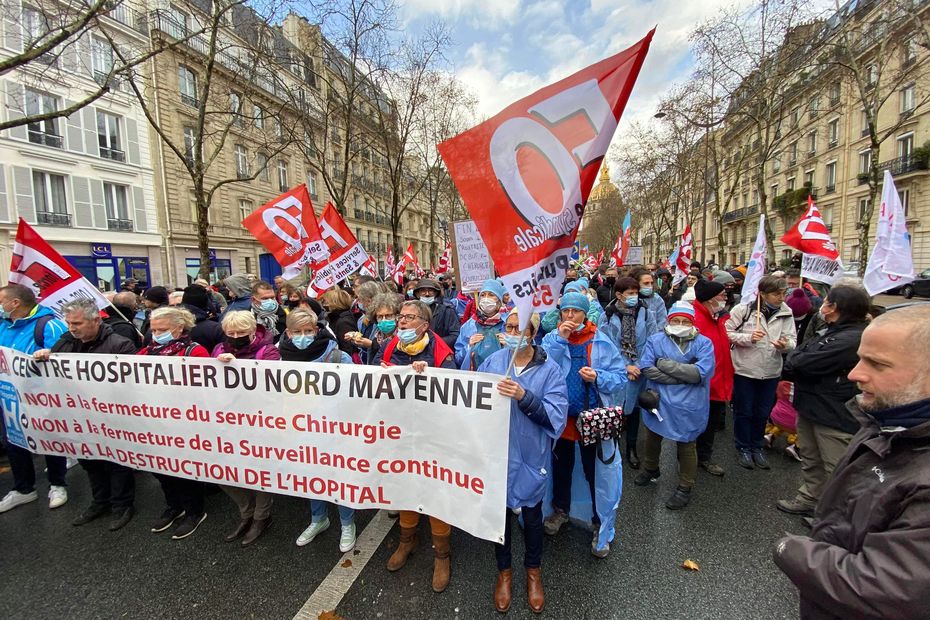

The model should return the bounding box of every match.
[610,231,623,267]
[435,245,452,274]
[391,243,416,284]
[359,255,378,278]
[9,219,111,316]
[672,225,693,286]
[385,246,396,280]
[309,203,371,292]
[781,196,839,260]
[438,31,653,328]
[595,249,605,265]
[583,253,599,272]
[242,184,328,279]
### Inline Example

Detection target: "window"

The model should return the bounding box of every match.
[791,107,800,126]
[25,89,61,147]
[822,204,833,230]
[772,152,781,174]
[771,183,779,199]
[751,189,759,206]
[829,81,841,105]
[257,153,269,181]
[900,83,916,114]
[178,66,198,107]
[787,176,796,192]
[808,96,820,119]
[277,160,288,192]
[96,111,123,161]
[803,169,814,187]
[789,141,798,165]
[103,183,131,230]
[32,170,69,225]
[230,92,243,126]
[858,197,871,221]
[828,118,839,147]
[23,7,53,64]
[238,199,253,221]
[235,144,249,179]
[307,171,318,198]
[167,4,190,35]
[188,190,198,221]
[275,120,284,140]
[825,161,836,192]
[898,188,911,218]
[866,64,877,87]
[253,105,264,129]
[904,38,918,67]
[897,133,914,159]
[183,126,197,165]
[807,131,816,156]
[91,37,114,87]
[861,108,870,137]
[858,149,871,174]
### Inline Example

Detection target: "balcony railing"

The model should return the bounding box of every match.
[28,130,62,148]
[107,218,133,231]
[180,93,199,108]
[37,211,71,226]
[103,2,149,35]
[878,154,928,176]
[100,146,125,162]
[722,204,759,224]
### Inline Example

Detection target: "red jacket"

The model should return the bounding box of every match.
[692,300,734,402]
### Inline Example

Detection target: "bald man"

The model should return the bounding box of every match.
[773,305,930,619]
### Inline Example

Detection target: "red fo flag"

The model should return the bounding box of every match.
[436,245,452,274]
[359,255,378,278]
[242,184,329,279]
[671,225,693,286]
[781,196,839,260]
[438,31,653,328]
[309,203,371,292]
[391,243,416,284]
[610,232,623,267]
[9,219,111,316]
[385,246,396,280]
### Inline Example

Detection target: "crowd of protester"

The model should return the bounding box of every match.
[1,256,928,617]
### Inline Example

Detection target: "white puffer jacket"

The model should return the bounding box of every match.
[726,302,797,380]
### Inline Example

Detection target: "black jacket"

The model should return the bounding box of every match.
[595,283,613,308]
[103,305,142,349]
[182,304,225,353]
[428,301,461,349]
[51,322,138,355]
[327,309,358,354]
[782,320,867,434]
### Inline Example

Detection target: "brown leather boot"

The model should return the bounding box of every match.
[431,533,452,593]
[494,568,513,613]
[386,526,418,572]
[224,518,252,542]
[241,516,271,546]
[526,567,544,613]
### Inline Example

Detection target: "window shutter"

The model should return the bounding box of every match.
[72,177,93,227]
[5,81,26,140]
[12,166,35,223]
[0,164,9,223]
[82,106,98,157]
[66,100,84,153]
[125,117,140,165]
[132,186,147,232]
[89,179,106,229]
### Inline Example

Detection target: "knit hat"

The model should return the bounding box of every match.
[735,265,748,277]
[576,277,590,290]
[560,291,590,314]
[181,284,210,310]
[142,286,169,306]
[728,269,745,282]
[564,280,588,294]
[711,270,736,286]
[694,279,725,303]
[785,288,813,318]
[480,278,505,301]
[667,301,695,322]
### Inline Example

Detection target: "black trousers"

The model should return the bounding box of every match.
[696,400,727,463]
[153,473,205,518]
[625,406,641,452]
[80,459,134,510]
[552,439,598,524]
[6,442,67,494]
[495,502,543,570]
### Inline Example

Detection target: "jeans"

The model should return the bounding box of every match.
[80,459,134,510]
[154,473,205,518]
[696,400,727,462]
[495,502,543,571]
[732,375,779,451]
[311,500,355,526]
[551,438,598,524]
[6,443,67,494]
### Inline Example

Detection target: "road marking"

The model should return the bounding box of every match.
[293,510,396,620]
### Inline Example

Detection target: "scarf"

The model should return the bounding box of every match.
[145,335,194,357]
[617,304,639,362]
[567,321,597,345]
[869,396,930,430]
[398,332,429,356]
[278,330,336,362]
[253,305,280,338]
[474,309,502,327]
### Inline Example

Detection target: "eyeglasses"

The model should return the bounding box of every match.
[376,314,396,321]
[397,313,423,323]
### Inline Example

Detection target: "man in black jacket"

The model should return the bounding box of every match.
[35,299,138,532]
[180,285,224,352]
[105,291,142,348]
[413,279,460,349]
[773,304,930,619]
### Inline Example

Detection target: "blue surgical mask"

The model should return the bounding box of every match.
[503,334,529,350]
[377,319,397,333]
[640,287,654,297]
[624,296,638,308]
[397,328,419,344]
[0,309,9,320]
[259,299,278,313]
[765,301,780,311]
[152,331,175,345]
[419,295,435,305]
[574,322,585,332]
[291,334,315,349]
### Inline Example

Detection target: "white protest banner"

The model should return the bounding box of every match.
[0,349,510,542]
[451,220,494,293]
[801,253,843,285]
[311,203,372,292]
[626,246,644,265]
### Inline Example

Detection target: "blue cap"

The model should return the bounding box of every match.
[480,278,506,301]
[560,292,590,314]
[667,301,695,322]
[577,277,590,290]
[564,280,587,294]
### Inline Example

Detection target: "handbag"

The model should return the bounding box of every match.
[575,381,625,447]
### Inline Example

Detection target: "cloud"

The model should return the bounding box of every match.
[401,0,522,26]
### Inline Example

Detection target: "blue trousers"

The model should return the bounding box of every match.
[495,502,543,570]
[732,375,779,451]
[311,500,354,526]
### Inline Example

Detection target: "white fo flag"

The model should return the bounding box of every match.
[740,215,767,305]
[863,170,915,296]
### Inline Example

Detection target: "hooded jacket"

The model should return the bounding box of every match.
[773,398,930,619]
[51,322,137,355]
[726,301,797,380]
[692,300,735,402]
[0,304,67,354]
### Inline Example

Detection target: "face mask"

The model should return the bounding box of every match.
[765,301,781,311]
[286,299,299,308]
[665,325,693,339]
[711,300,725,314]
[574,322,586,332]
[225,334,251,350]
[357,301,365,312]
[291,334,315,350]
[152,331,175,346]
[478,299,500,315]
[604,277,616,288]
[259,299,278,313]
[640,287,653,297]
[377,319,397,333]
[624,296,638,308]
[0,309,9,320]
[786,287,797,295]
[503,334,530,350]
[397,328,419,344]
[419,295,435,306]
[406,290,416,299]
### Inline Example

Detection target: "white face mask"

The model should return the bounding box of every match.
[665,324,693,339]
[478,298,500,315]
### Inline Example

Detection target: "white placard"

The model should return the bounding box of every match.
[626,246,643,265]
[451,220,494,293]
[802,253,843,285]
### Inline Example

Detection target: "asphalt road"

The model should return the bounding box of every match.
[0,425,808,620]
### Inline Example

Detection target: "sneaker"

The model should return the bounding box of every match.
[171,513,207,540]
[763,433,774,449]
[737,449,754,469]
[296,518,330,547]
[66,457,79,469]
[339,523,357,552]
[108,506,135,531]
[543,510,569,536]
[151,508,186,533]
[633,469,660,486]
[48,486,68,509]
[752,450,771,470]
[776,498,815,517]
[591,533,609,558]
[0,490,38,514]
[72,504,109,526]
[785,444,802,462]
[665,486,692,510]
[698,461,725,477]
[802,516,815,529]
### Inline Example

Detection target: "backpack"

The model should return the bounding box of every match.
[33,314,53,349]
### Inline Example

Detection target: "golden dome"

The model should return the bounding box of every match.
[589,163,619,202]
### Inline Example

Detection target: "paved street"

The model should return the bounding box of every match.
[0,425,808,620]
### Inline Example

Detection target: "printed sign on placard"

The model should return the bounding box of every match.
[626,246,643,265]
[802,253,843,285]
[451,220,494,293]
